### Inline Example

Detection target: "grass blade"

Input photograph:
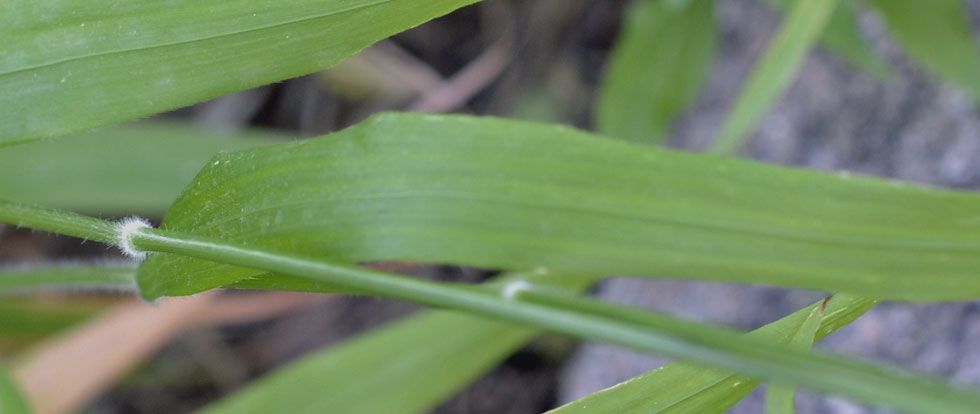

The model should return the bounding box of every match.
[133,227,980,413]
[132,113,980,302]
[0,265,136,295]
[765,299,825,414]
[0,362,29,414]
[139,227,980,413]
[202,309,534,414]
[763,0,889,76]
[0,0,479,145]
[596,0,716,144]
[204,273,589,413]
[0,123,284,214]
[868,0,980,98]
[711,0,840,154]
[0,300,108,341]
[549,294,875,414]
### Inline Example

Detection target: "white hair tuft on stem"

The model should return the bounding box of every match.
[116,217,152,260]
[502,280,532,301]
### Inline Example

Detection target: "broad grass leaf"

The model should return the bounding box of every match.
[596,0,716,144]
[0,0,479,146]
[138,113,980,301]
[549,294,874,414]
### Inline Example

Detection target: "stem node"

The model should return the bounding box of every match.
[116,217,152,260]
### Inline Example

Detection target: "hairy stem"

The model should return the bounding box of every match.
[1,199,978,413]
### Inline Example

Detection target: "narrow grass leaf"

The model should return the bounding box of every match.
[711,0,839,154]
[596,0,716,144]
[868,0,980,98]
[0,201,977,413]
[204,274,589,414]
[136,113,980,302]
[763,0,889,76]
[0,123,284,214]
[0,362,28,414]
[765,299,825,414]
[0,265,136,295]
[549,294,875,414]
[202,310,532,414]
[0,0,479,145]
[0,300,107,338]
[130,225,980,414]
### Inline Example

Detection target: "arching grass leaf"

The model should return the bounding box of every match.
[138,113,980,301]
[204,273,589,414]
[202,309,533,414]
[549,294,875,414]
[0,0,479,146]
[765,298,825,414]
[2,200,979,413]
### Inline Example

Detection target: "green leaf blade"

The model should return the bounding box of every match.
[0,300,105,339]
[1,201,977,413]
[202,310,534,414]
[549,294,876,414]
[765,300,825,414]
[0,0,478,145]
[138,113,980,301]
[596,0,716,144]
[202,273,590,413]
[763,0,889,77]
[0,361,29,414]
[130,223,980,412]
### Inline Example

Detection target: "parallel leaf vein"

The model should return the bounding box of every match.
[0,0,392,77]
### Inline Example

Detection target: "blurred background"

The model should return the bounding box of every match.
[4,0,980,412]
